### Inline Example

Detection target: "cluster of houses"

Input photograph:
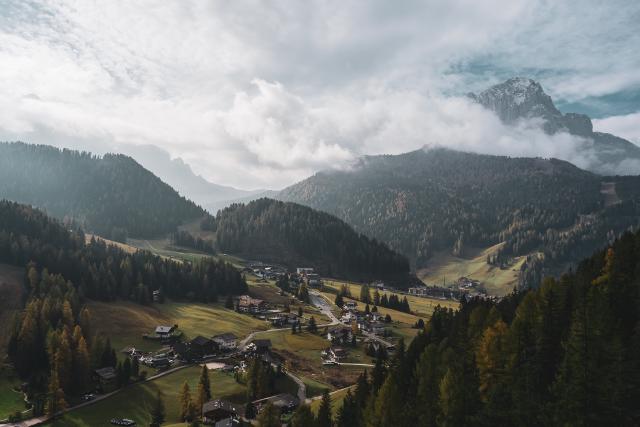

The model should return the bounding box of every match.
[339,301,388,336]
[243,262,288,280]
[295,267,322,287]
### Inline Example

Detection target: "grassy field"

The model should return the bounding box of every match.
[88,300,269,353]
[85,234,138,254]
[416,243,526,296]
[256,330,366,389]
[0,264,23,353]
[57,367,246,426]
[310,385,356,417]
[0,372,26,421]
[323,280,459,319]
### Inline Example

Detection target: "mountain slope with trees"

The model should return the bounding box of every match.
[0,142,207,240]
[211,198,411,282]
[279,148,640,287]
[334,228,640,426]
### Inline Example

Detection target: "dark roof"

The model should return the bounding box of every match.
[213,333,238,341]
[202,399,237,415]
[214,418,238,427]
[191,335,213,346]
[94,367,117,380]
[253,393,299,409]
[252,339,272,348]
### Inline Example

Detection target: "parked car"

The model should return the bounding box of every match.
[110,418,136,426]
[81,393,95,401]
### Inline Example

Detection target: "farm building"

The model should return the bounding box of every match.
[93,367,117,392]
[202,399,239,424]
[237,295,266,314]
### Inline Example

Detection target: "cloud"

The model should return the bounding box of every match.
[594,113,640,145]
[0,0,638,188]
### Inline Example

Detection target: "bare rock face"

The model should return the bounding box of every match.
[469,77,640,174]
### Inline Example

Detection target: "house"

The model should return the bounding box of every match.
[344,301,358,311]
[369,321,386,335]
[269,313,298,327]
[305,273,322,287]
[328,347,348,361]
[94,367,117,392]
[212,333,238,351]
[202,399,238,424]
[251,339,272,354]
[155,325,176,339]
[237,295,266,314]
[296,267,314,275]
[327,326,353,344]
[252,393,300,414]
[150,355,171,368]
[190,336,217,358]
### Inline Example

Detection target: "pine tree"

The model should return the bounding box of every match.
[256,402,280,427]
[46,370,67,416]
[179,381,192,421]
[317,389,332,427]
[150,391,166,426]
[307,316,317,333]
[198,365,211,400]
[72,335,90,393]
[290,404,315,427]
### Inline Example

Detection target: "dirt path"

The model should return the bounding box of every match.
[601,181,621,207]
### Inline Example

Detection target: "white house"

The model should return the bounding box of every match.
[213,333,238,351]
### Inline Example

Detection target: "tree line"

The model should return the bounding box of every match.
[212,198,411,282]
[0,200,247,303]
[0,142,207,239]
[324,228,640,426]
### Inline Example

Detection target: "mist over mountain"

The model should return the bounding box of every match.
[118,144,268,212]
[468,77,640,174]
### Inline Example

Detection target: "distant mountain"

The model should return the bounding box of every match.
[468,77,640,173]
[213,198,411,282]
[119,144,267,213]
[0,142,207,239]
[279,148,640,287]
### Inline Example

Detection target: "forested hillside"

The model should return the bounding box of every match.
[0,200,246,303]
[212,198,410,281]
[280,148,640,287]
[335,229,640,426]
[0,142,207,239]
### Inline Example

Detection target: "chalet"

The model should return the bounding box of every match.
[202,399,238,424]
[212,333,238,351]
[328,347,348,361]
[155,325,176,339]
[251,339,272,354]
[344,301,358,311]
[296,267,314,275]
[93,367,117,392]
[150,355,171,368]
[366,321,386,335]
[327,326,353,344]
[252,393,300,414]
[269,313,298,327]
[190,336,217,358]
[408,285,429,296]
[237,295,266,314]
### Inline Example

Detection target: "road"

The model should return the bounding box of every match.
[2,364,190,427]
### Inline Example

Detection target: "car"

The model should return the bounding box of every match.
[110,419,136,426]
[81,393,95,401]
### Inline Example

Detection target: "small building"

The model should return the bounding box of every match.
[296,267,314,275]
[252,393,300,414]
[190,336,217,358]
[305,273,322,287]
[344,301,358,311]
[327,326,353,344]
[269,313,298,327]
[212,333,238,351]
[369,321,386,335]
[155,325,176,339]
[237,295,266,314]
[202,399,238,424]
[329,347,348,361]
[251,339,272,354]
[93,367,117,392]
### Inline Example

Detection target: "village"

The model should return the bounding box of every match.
[89,266,404,426]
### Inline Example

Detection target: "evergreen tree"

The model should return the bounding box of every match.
[150,391,166,426]
[179,381,192,421]
[307,316,317,333]
[317,389,333,427]
[256,402,280,427]
[290,404,315,427]
[198,365,212,400]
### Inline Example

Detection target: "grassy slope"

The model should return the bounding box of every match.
[0,373,26,420]
[324,280,459,319]
[88,300,269,353]
[310,386,356,417]
[416,243,526,296]
[59,367,245,427]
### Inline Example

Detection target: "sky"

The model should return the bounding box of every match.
[0,1,639,190]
